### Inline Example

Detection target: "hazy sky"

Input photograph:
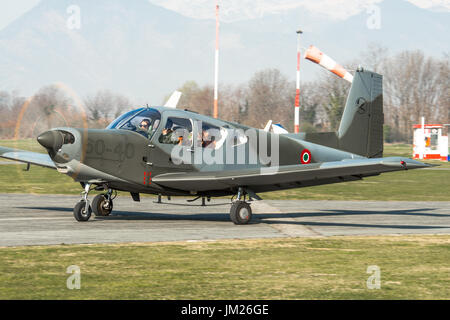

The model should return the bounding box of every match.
[0,0,449,31]
[0,0,41,31]
[149,0,450,21]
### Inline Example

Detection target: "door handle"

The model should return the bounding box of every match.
[143,157,153,165]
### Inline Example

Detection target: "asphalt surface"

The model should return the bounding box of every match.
[0,194,449,246]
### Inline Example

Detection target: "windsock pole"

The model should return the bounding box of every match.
[304,45,353,83]
[213,2,220,119]
[294,30,302,133]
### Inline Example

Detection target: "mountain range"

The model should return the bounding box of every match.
[0,0,448,103]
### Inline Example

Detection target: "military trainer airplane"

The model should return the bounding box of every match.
[0,68,429,224]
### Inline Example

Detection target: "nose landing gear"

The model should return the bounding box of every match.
[74,183,93,222]
[73,184,114,222]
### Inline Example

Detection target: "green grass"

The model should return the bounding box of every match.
[0,138,78,194]
[0,140,448,200]
[0,138,44,153]
[0,141,448,300]
[0,236,449,299]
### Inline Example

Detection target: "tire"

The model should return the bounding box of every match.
[230,201,252,225]
[92,194,113,217]
[74,200,92,222]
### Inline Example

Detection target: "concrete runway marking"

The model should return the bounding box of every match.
[0,217,69,221]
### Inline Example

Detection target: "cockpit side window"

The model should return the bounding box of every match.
[198,121,228,150]
[116,108,161,139]
[158,117,193,146]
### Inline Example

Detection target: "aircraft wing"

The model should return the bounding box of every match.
[152,157,429,192]
[0,146,56,169]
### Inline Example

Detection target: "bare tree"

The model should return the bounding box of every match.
[246,68,294,130]
[383,50,449,142]
[314,73,351,131]
[84,90,131,127]
[360,43,389,73]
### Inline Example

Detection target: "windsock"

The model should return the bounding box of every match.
[304,45,353,83]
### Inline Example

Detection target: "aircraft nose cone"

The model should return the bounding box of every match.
[37,130,64,151]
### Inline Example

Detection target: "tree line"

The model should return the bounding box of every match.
[177,47,449,143]
[0,47,448,143]
[0,87,132,139]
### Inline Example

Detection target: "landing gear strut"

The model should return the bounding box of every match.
[73,183,93,222]
[74,185,115,221]
[229,188,253,225]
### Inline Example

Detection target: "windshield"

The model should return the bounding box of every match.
[113,108,162,139]
[106,108,145,130]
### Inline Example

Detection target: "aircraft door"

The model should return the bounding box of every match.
[194,120,228,171]
[147,114,198,173]
[109,108,162,187]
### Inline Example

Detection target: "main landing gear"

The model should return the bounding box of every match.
[229,188,254,225]
[73,183,114,222]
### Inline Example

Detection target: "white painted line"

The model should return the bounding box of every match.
[0,217,70,221]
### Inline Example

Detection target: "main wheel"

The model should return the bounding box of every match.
[92,194,113,217]
[230,201,252,225]
[74,200,92,222]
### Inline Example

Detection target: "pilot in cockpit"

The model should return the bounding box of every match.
[137,119,151,138]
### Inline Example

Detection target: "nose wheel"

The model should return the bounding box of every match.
[74,183,93,222]
[74,200,92,222]
[73,184,114,222]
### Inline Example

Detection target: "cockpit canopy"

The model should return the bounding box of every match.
[107,107,248,150]
[107,108,162,139]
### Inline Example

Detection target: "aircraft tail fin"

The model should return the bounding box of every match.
[337,68,384,158]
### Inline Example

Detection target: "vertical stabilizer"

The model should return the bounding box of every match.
[337,69,384,158]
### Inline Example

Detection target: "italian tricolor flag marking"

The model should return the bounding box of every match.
[301,149,312,164]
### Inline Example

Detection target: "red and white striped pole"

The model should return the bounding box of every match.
[294,30,303,133]
[213,1,220,119]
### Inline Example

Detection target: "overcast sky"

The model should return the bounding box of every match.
[0,0,449,31]
[149,0,450,21]
[0,0,41,31]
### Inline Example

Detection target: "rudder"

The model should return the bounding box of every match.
[337,69,384,158]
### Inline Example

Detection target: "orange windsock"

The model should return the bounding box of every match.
[304,45,353,83]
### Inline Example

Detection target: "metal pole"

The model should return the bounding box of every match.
[294,30,303,133]
[420,116,425,160]
[213,2,220,119]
